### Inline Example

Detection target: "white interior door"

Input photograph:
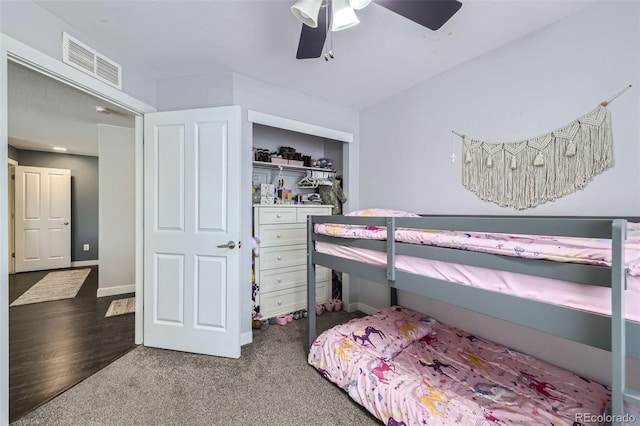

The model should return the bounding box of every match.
[14,165,71,273]
[143,106,241,358]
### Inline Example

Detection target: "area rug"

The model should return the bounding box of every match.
[10,268,91,307]
[105,297,136,318]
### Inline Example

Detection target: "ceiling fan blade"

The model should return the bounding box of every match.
[374,0,462,31]
[296,7,327,59]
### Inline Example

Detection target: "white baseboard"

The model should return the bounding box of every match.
[97,284,136,298]
[356,302,380,315]
[345,302,359,313]
[71,260,99,268]
[240,331,253,346]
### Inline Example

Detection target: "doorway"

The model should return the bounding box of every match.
[5,61,140,422]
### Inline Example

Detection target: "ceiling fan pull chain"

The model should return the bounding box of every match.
[324,1,334,61]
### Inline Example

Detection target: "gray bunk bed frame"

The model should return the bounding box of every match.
[306,215,639,425]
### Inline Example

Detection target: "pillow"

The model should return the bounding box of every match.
[345,208,420,218]
[330,306,435,359]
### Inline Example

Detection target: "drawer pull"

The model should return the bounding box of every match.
[277,278,282,283]
[277,300,282,305]
[276,214,282,218]
[277,234,281,238]
[277,256,282,260]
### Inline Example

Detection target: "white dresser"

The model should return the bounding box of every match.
[253,204,333,319]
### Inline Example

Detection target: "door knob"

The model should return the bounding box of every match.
[217,240,236,249]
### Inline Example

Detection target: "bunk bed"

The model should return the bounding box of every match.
[305,211,639,426]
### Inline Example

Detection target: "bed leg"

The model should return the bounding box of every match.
[307,216,316,350]
[390,287,398,306]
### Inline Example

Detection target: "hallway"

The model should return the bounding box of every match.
[8,267,135,422]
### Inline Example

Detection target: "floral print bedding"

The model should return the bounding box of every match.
[314,210,640,276]
[309,306,613,426]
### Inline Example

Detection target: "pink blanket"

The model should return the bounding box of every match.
[315,221,640,276]
[309,306,614,426]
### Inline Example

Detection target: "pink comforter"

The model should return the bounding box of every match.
[314,221,640,276]
[309,306,615,426]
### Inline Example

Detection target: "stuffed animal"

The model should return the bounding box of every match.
[252,236,261,257]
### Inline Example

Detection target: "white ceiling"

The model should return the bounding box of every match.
[8,61,135,157]
[8,0,596,156]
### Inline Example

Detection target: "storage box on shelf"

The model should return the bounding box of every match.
[253,204,332,319]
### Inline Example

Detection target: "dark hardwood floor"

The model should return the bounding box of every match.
[9,266,136,423]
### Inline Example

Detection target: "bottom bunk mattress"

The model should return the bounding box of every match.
[308,306,611,426]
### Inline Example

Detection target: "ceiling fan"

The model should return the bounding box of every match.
[291,0,463,60]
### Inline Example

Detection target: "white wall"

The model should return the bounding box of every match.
[98,125,136,297]
[156,72,234,111]
[0,1,157,107]
[360,0,639,216]
[0,43,8,426]
[356,0,640,386]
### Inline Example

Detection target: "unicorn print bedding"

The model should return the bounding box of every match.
[308,306,612,426]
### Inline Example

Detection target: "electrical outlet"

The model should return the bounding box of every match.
[83,244,90,251]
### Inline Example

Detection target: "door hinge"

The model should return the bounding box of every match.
[11,253,15,258]
[11,175,15,180]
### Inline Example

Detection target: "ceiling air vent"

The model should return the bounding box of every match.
[62,32,122,90]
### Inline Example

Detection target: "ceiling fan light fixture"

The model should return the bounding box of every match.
[331,0,359,32]
[290,0,323,28]
[348,0,371,10]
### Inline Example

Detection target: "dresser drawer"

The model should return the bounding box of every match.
[259,265,329,293]
[260,281,330,319]
[257,207,297,224]
[258,224,306,247]
[259,245,306,270]
[296,206,333,223]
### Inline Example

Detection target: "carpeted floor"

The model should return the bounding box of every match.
[15,310,381,426]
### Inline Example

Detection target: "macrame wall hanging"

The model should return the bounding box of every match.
[452,85,632,210]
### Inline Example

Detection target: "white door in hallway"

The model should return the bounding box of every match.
[143,106,241,358]
[14,166,71,272]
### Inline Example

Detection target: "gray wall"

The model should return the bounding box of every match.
[12,147,98,262]
[356,1,640,387]
[7,145,19,162]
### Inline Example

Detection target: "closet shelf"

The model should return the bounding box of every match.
[252,161,335,173]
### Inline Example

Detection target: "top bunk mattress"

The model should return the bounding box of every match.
[313,209,640,322]
[314,209,640,275]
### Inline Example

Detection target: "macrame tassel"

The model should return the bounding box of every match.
[461,104,612,209]
[533,151,544,167]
